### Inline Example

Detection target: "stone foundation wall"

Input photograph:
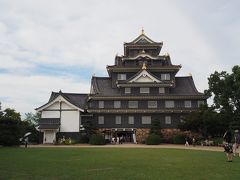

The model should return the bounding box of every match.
[136,128,150,143]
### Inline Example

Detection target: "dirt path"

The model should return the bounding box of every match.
[26,144,225,152]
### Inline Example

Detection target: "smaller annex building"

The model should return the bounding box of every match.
[36,92,88,143]
[36,31,207,144]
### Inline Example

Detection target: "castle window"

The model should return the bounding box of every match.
[128,116,134,124]
[148,101,157,108]
[98,116,104,124]
[161,74,170,80]
[142,116,151,124]
[99,101,104,108]
[115,116,121,124]
[165,100,174,108]
[140,87,149,94]
[125,88,131,94]
[128,101,138,108]
[117,74,126,80]
[114,101,121,108]
[184,101,192,108]
[165,116,171,124]
[159,87,165,94]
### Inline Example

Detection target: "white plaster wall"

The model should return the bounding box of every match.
[46,102,60,110]
[60,111,80,132]
[41,111,60,118]
[135,76,153,82]
[61,102,74,110]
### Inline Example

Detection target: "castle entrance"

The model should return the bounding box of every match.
[111,128,137,144]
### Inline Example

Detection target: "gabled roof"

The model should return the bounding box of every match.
[90,77,121,96]
[170,76,204,95]
[125,32,162,45]
[36,91,88,112]
[127,69,161,83]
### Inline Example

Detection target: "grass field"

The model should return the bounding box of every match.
[0,147,239,180]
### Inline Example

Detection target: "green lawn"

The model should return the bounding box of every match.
[0,147,239,180]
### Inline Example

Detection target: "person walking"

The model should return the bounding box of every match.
[185,136,189,146]
[223,130,233,162]
[25,137,28,148]
[192,136,196,147]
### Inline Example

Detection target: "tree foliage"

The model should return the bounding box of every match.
[0,109,41,146]
[206,65,240,130]
[150,119,162,135]
[0,108,23,146]
[23,112,41,125]
[180,65,240,137]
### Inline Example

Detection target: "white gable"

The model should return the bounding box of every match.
[133,35,154,44]
[129,70,161,83]
[36,95,84,112]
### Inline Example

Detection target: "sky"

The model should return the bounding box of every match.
[0,0,239,117]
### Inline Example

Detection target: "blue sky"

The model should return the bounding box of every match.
[0,0,239,116]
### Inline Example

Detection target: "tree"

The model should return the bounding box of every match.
[23,112,41,125]
[0,108,23,146]
[179,105,225,137]
[206,65,240,130]
[150,118,162,135]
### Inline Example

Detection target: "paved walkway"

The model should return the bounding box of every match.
[26,144,224,152]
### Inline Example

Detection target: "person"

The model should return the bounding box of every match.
[120,136,123,144]
[233,130,240,156]
[25,137,28,148]
[192,136,196,147]
[185,136,189,146]
[223,130,233,162]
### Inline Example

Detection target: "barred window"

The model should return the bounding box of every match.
[161,74,170,80]
[128,101,138,108]
[165,100,174,108]
[115,116,121,124]
[159,88,165,94]
[114,101,121,108]
[142,116,151,124]
[165,116,171,124]
[140,87,149,94]
[184,101,192,108]
[98,116,104,124]
[128,116,134,124]
[99,101,104,108]
[125,88,131,94]
[148,101,157,108]
[117,74,126,80]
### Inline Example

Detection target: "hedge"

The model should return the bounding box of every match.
[89,134,105,145]
[145,134,161,145]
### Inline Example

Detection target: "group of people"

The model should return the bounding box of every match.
[184,136,196,147]
[111,136,124,144]
[184,130,240,162]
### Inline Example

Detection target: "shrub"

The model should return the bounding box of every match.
[145,134,161,145]
[79,135,89,144]
[212,137,223,146]
[173,134,186,144]
[89,134,105,145]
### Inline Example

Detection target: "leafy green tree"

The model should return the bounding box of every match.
[150,119,161,135]
[179,105,225,137]
[206,65,240,130]
[23,112,41,125]
[0,108,23,146]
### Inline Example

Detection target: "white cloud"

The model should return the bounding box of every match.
[0,0,239,114]
[0,74,90,115]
